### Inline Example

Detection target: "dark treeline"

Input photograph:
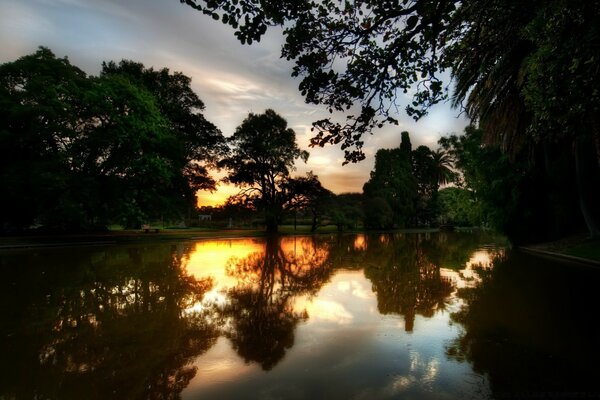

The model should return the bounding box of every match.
[0,48,227,232]
[3,38,600,243]
[179,0,600,245]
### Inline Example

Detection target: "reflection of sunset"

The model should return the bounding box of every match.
[465,250,494,269]
[441,249,500,288]
[303,299,353,324]
[353,235,366,251]
[184,239,264,288]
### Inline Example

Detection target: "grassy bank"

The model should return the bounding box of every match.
[522,234,600,264]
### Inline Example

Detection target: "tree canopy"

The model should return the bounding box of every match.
[0,48,224,231]
[218,109,309,233]
[181,0,600,166]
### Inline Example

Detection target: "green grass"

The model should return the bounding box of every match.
[563,239,600,262]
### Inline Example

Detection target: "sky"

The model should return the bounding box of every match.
[0,0,469,206]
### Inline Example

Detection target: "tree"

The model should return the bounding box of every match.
[100,60,227,194]
[0,47,90,230]
[329,193,364,231]
[181,0,455,162]
[78,74,181,228]
[438,187,480,227]
[182,0,600,161]
[439,126,583,243]
[0,48,224,231]
[363,146,416,228]
[218,109,309,233]
[284,172,332,232]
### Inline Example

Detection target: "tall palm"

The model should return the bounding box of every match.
[431,149,455,189]
[447,0,535,154]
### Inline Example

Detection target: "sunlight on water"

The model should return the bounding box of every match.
[3,232,600,399]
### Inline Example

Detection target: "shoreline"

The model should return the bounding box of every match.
[519,234,600,266]
[0,226,469,250]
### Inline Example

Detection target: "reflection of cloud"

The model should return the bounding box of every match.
[337,280,372,300]
[187,337,259,392]
[440,248,503,288]
[305,299,353,324]
[383,352,440,396]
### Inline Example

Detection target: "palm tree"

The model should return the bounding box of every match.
[431,149,455,189]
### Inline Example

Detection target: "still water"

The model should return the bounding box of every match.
[1,232,600,399]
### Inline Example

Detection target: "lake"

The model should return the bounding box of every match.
[1,232,599,399]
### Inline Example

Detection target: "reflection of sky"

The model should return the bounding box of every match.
[441,249,503,289]
[179,238,495,399]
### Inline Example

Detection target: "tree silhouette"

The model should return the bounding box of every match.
[219,109,309,233]
[0,48,224,231]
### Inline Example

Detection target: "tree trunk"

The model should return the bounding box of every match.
[265,209,279,234]
[575,135,600,238]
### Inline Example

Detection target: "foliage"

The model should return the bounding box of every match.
[363,145,416,228]
[0,48,222,231]
[101,60,227,192]
[438,187,479,227]
[182,0,457,162]
[218,109,309,233]
[329,193,364,231]
[363,131,454,228]
[284,172,332,232]
[183,0,600,239]
[439,126,584,243]
[182,0,600,165]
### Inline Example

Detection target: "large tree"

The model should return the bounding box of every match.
[0,48,91,230]
[219,109,309,233]
[363,146,416,228]
[100,60,227,193]
[0,48,224,231]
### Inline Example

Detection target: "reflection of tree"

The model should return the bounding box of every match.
[422,230,508,270]
[0,244,219,400]
[362,234,454,332]
[447,251,600,395]
[220,236,332,370]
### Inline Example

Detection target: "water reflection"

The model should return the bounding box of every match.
[0,244,217,399]
[6,231,595,399]
[447,250,600,397]
[360,234,454,332]
[219,237,332,370]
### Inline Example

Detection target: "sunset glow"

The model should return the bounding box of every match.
[196,183,241,207]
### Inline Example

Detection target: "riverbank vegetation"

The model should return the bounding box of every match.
[4,0,600,248]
